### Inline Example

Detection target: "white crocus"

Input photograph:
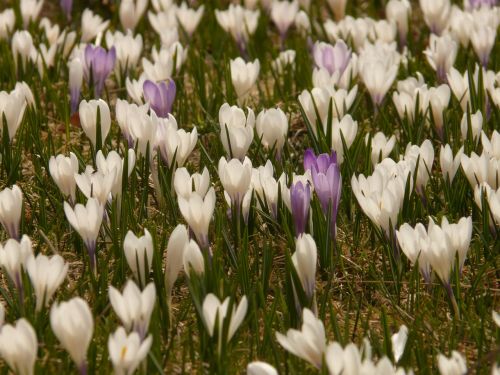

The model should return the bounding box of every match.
[0,318,37,375]
[105,30,143,77]
[256,108,288,157]
[230,57,260,104]
[292,234,317,300]
[219,103,255,160]
[79,99,111,149]
[124,229,153,287]
[119,0,148,31]
[218,157,253,208]
[404,139,434,194]
[178,187,216,248]
[276,308,326,369]
[108,327,152,375]
[174,167,211,199]
[470,25,496,67]
[50,297,94,373]
[437,351,467,375]
[176,2,205,36]
[391,325,408,363]
[439,145,463,184]
[270,0,299,37]
[419,0,450,35]
[215,5,260,46]
[0,184,23,239]
[109,280,156,339]
[424,34,458,81]
[81,9,110,43]
[426,84,450,137]
[26,254,68,311]
[366,132,396,166]
[0,9,15,40]
[0,235,33,288]
[96,149,136,198]
[183,239,205,277]
[156,124,198,168]
[247,361,278,375]
[461,152,499,190]
[165,224,189,302]
[396,222,432,282]
[460,110,483,143]
[0,86,28,141]
[49,153,79,203]
[202,293,248,351]
[11,30,34,72]
[386,0,411,46]
[441,216,472,273]
[331,114,358,164]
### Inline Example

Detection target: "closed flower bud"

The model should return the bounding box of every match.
[396,223,432,282]
[437,351,467,375]
[419,0,451,35]
[174,167,211,199]
[0,86,28,141]
[0,318,37,375]
[176,2,204,36]
[215,5,260,48]
[439,144,463,183]
[424,34,458,82]
[20,0,43,28]
[276,308,326,369]
[84,45,116,98]
[49,153,78,202]
[119,0,148,31]
[386,0,411,46]
[109,280,156,339]
[63,198,104,272]
[230,57,260,103]
[124,229,153,287]
[26,253,68,311]
[68,58,83,114]
[165,224,189,301]
[270,0,299,38]
[0,235,33,289]
[256,108,288,157]
[0,185,23,239]
[108,327,152,375]
[75,165,116,206]
[12,30,34,71]
[292,234,317,300]
[79,99,112,149]
[96,149,136,198]
[460,110,483,143]
[331,114,358,164]
[0,9,15,40]
[105,30,143,78]
[461,152,499,189]
[156,121,197,168]
[178,188,216,248]
[247,362,278,375]
[404,139,434,194]
[290,181,311,237]
[202,293,247,351]
[218,156,253,208]
[219,103,255,160]
[366,131,396,166]
[81,9,110,43]
[183,239,205,277]
[143,79,176,118]
[50,297,94,373]
[391,325,408,363]
[471,25,496,67]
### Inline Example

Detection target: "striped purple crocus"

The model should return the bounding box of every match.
[84,44,116,98]
[290,181,311,237]
[143,79,176,118]
[304,148,342,237]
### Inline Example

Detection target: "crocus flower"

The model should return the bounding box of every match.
[0,318,37,375]
[60,0,72,20]
[270,0,299,40]
[292,234,317,301]
[437,351,467,375]
[84,44,116,98]
[0,235,33,290]
[0,185,23,240]
[108,327,152,375]
[230,57,260,104]
[123,229,153,287]
[304,149,342,236]
[50,297,93,375]
[255,108,288,158]
[165,224,189,303]
[290,181,311,237]
[391,325,408,363]
[68,58,83,114]
[143,79,176,118]
[79,99,112,149]
[313,40,351,80]
[218,157,253,210]
[247,362,278,375]
[174,167,211,199]
[218,103,255,160]
[0,9,15,40]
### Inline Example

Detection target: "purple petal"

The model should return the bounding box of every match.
[303,148,317,172]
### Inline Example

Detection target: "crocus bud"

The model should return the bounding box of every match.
[0,235,33,289]
[0,87,28,142]
[292,233,317,300]
[20,0,43,28]
[183,239,205,276]
[202,293,248,351]
[247,362,278,375]
[68,58,83,114]
[327,0,347,20]
[79,99,112,149]
[404,139,434,194]
[219,103,255,160]
[49,152,79,203]
[256,108,288,157]
[230,57,260,104]
[84,44,116,98]
[437,351,467,375]
[331,114,358,164]
[218,156,253,209]
[174,167,211,199]
[419,0,450,35]
[75,166,116,206]
[130,110,158,159]
[367,132,396,166]
[81,9,110,43]
[108,327,152,375]
[294,10,310,36]
[439,145,463,184]
[424,34,458,83]
[63,198,104,272]
[276,308,326,369]
[215,5,260,50]
[290,181,311,237]
[0,185,23,239]
[60,0,73,20]
[124,229,153,287]
[427,85,450,138]
[313,40,351,84]
[156,122,198,168]
[26,254,68,311]
[460,110,483,143]
[109,280,156,339]
[96,149,136,198]
[391,325,408,363]
[178,188,216,249]
[0,9,15,40]
[119,0,148,31]
[176,2,205,36]
[386,0,411,47]
[0,318,37,375]
[106,31,143,79]
[270,0,299,39]
[165,224,189,302]
[471,25,496,67]
[359,53,399,107]
[481,130,500,159]
[12,30,34,72]
[143,79,176,118]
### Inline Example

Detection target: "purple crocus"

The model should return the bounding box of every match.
[469,0,496,8]
[84,44,116,98]
[304,149,342,236]
[60,0,73,20]
[290,181,311,237]
[143,79,176,118]
[313,40,351,78]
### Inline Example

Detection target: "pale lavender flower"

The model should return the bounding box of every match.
[143,79,176,118]
[60,0,73,20]
[84,44,116,98]
[290,181,311,237]
[313,40,351,78]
